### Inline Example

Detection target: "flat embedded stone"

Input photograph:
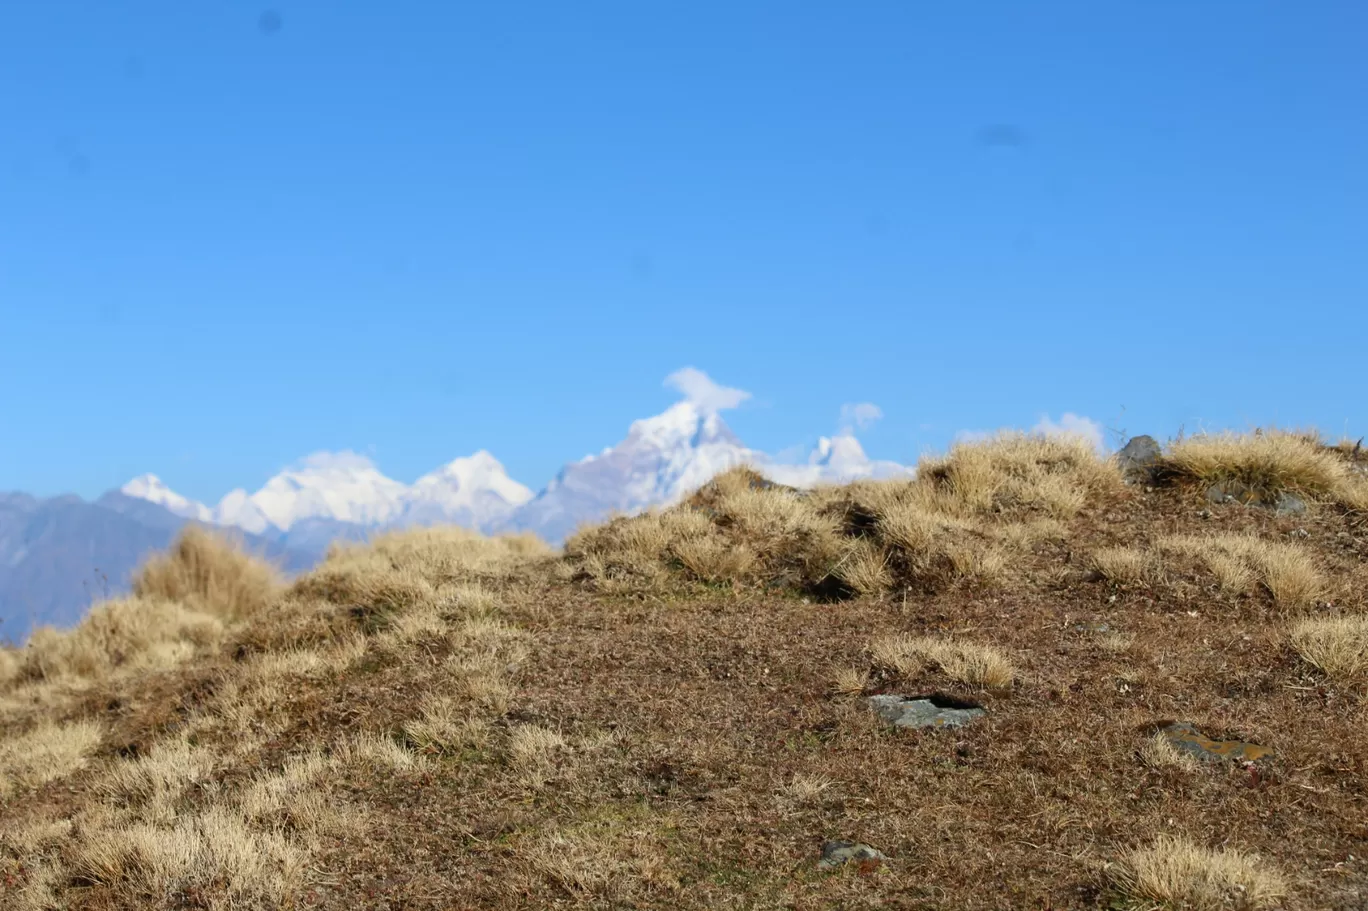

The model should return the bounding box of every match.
[1162,722,1273,764]
[867,694,986,729]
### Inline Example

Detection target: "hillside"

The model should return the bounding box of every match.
[1,429,1366,910]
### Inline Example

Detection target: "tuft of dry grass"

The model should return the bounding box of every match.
[1108,835,1287,911]
[1161,534,1323,607]
[1160,428,1368,509]
[333,732,425,772]
[518,811,680,900]
[781,772,835,806]
[835,541,893,596]
[830,666,869,696]
[17,597,223,685]
[1091,547,1156,586]
[1289,614,1368,682]
[67,807,305,904]
[507,724,571,787]
[869,634,1015,690]
[133,525,281,621]
[98,738,215,814]
[1137,732,1199,773]
[917,432,1120,519]
[0,719,103,796]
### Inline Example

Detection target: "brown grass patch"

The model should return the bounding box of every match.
[1160,534,1323,607]
[133,525,281,621]
[1289,614,1368,682]
[1108,835,1287,910]
[568,432,1117,600]
[1091,546,1157,586]
[869,634,1015,690]
[1137,732,1200,773]
[0,718,103,796]
[1159,428,1368,509]
[516,808,680,900]
[67,808,305,904]
[830,666,869,696]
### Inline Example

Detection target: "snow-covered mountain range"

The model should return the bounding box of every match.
[122,450,534,539]
[119,399,912,548]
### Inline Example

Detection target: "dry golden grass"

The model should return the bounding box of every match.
[507,724,571,787]
[1108,835,1287,911]
[334,731,425,772]
[97,738,214,814]
[67,807,306,904]
[869,634,1016,690]
[835,540,893,595]
[1160,534,1324,607]
[401,698,496,757]
[0,645,20,688]
[3,527,287,704]
[517,809,680,901]
[1289,614,1368,682]
[1137,732,1200,773]
[1091,546,1157,586]
[133,525,281,621]
[830,666,869,696]
[1160,428,1368,509]
[16,597,223,684]
[918,432,1120,519]
[0,718,103,796]
[569,432,1118,599]
[781,771,835,805]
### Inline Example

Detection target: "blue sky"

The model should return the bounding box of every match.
[3,1,1365,502]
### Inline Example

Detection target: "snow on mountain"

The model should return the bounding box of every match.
[503,400,915,544]
[763,433,915,488]
[401,451,534,527]
[126,450,533,538]
[120,474,213,522]
[212,452,410,534]
[502,400,762,543]
[120,378,914,548]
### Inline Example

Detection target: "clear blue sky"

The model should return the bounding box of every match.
[3,1,1365,502]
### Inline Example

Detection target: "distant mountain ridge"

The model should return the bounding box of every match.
[0,492,316,645]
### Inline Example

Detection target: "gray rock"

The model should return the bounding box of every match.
[819,840,889,870]
[867,694,986,729]
[1117,435,1163,483]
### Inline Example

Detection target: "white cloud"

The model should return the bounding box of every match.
[664,367,751,413]
[839,402,884,433]
[1031,413,1105,452]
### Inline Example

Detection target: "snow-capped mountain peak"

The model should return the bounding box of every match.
[230,451,409,532]
[126,450,534,538]
[120,474,212,522]
[622,401,738,452]
[403,451,534,526]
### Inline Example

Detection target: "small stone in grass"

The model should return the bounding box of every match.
[819,840,888,870]
[867,694,986,729]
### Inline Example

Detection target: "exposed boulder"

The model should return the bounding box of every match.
[1116,435,1163,484]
